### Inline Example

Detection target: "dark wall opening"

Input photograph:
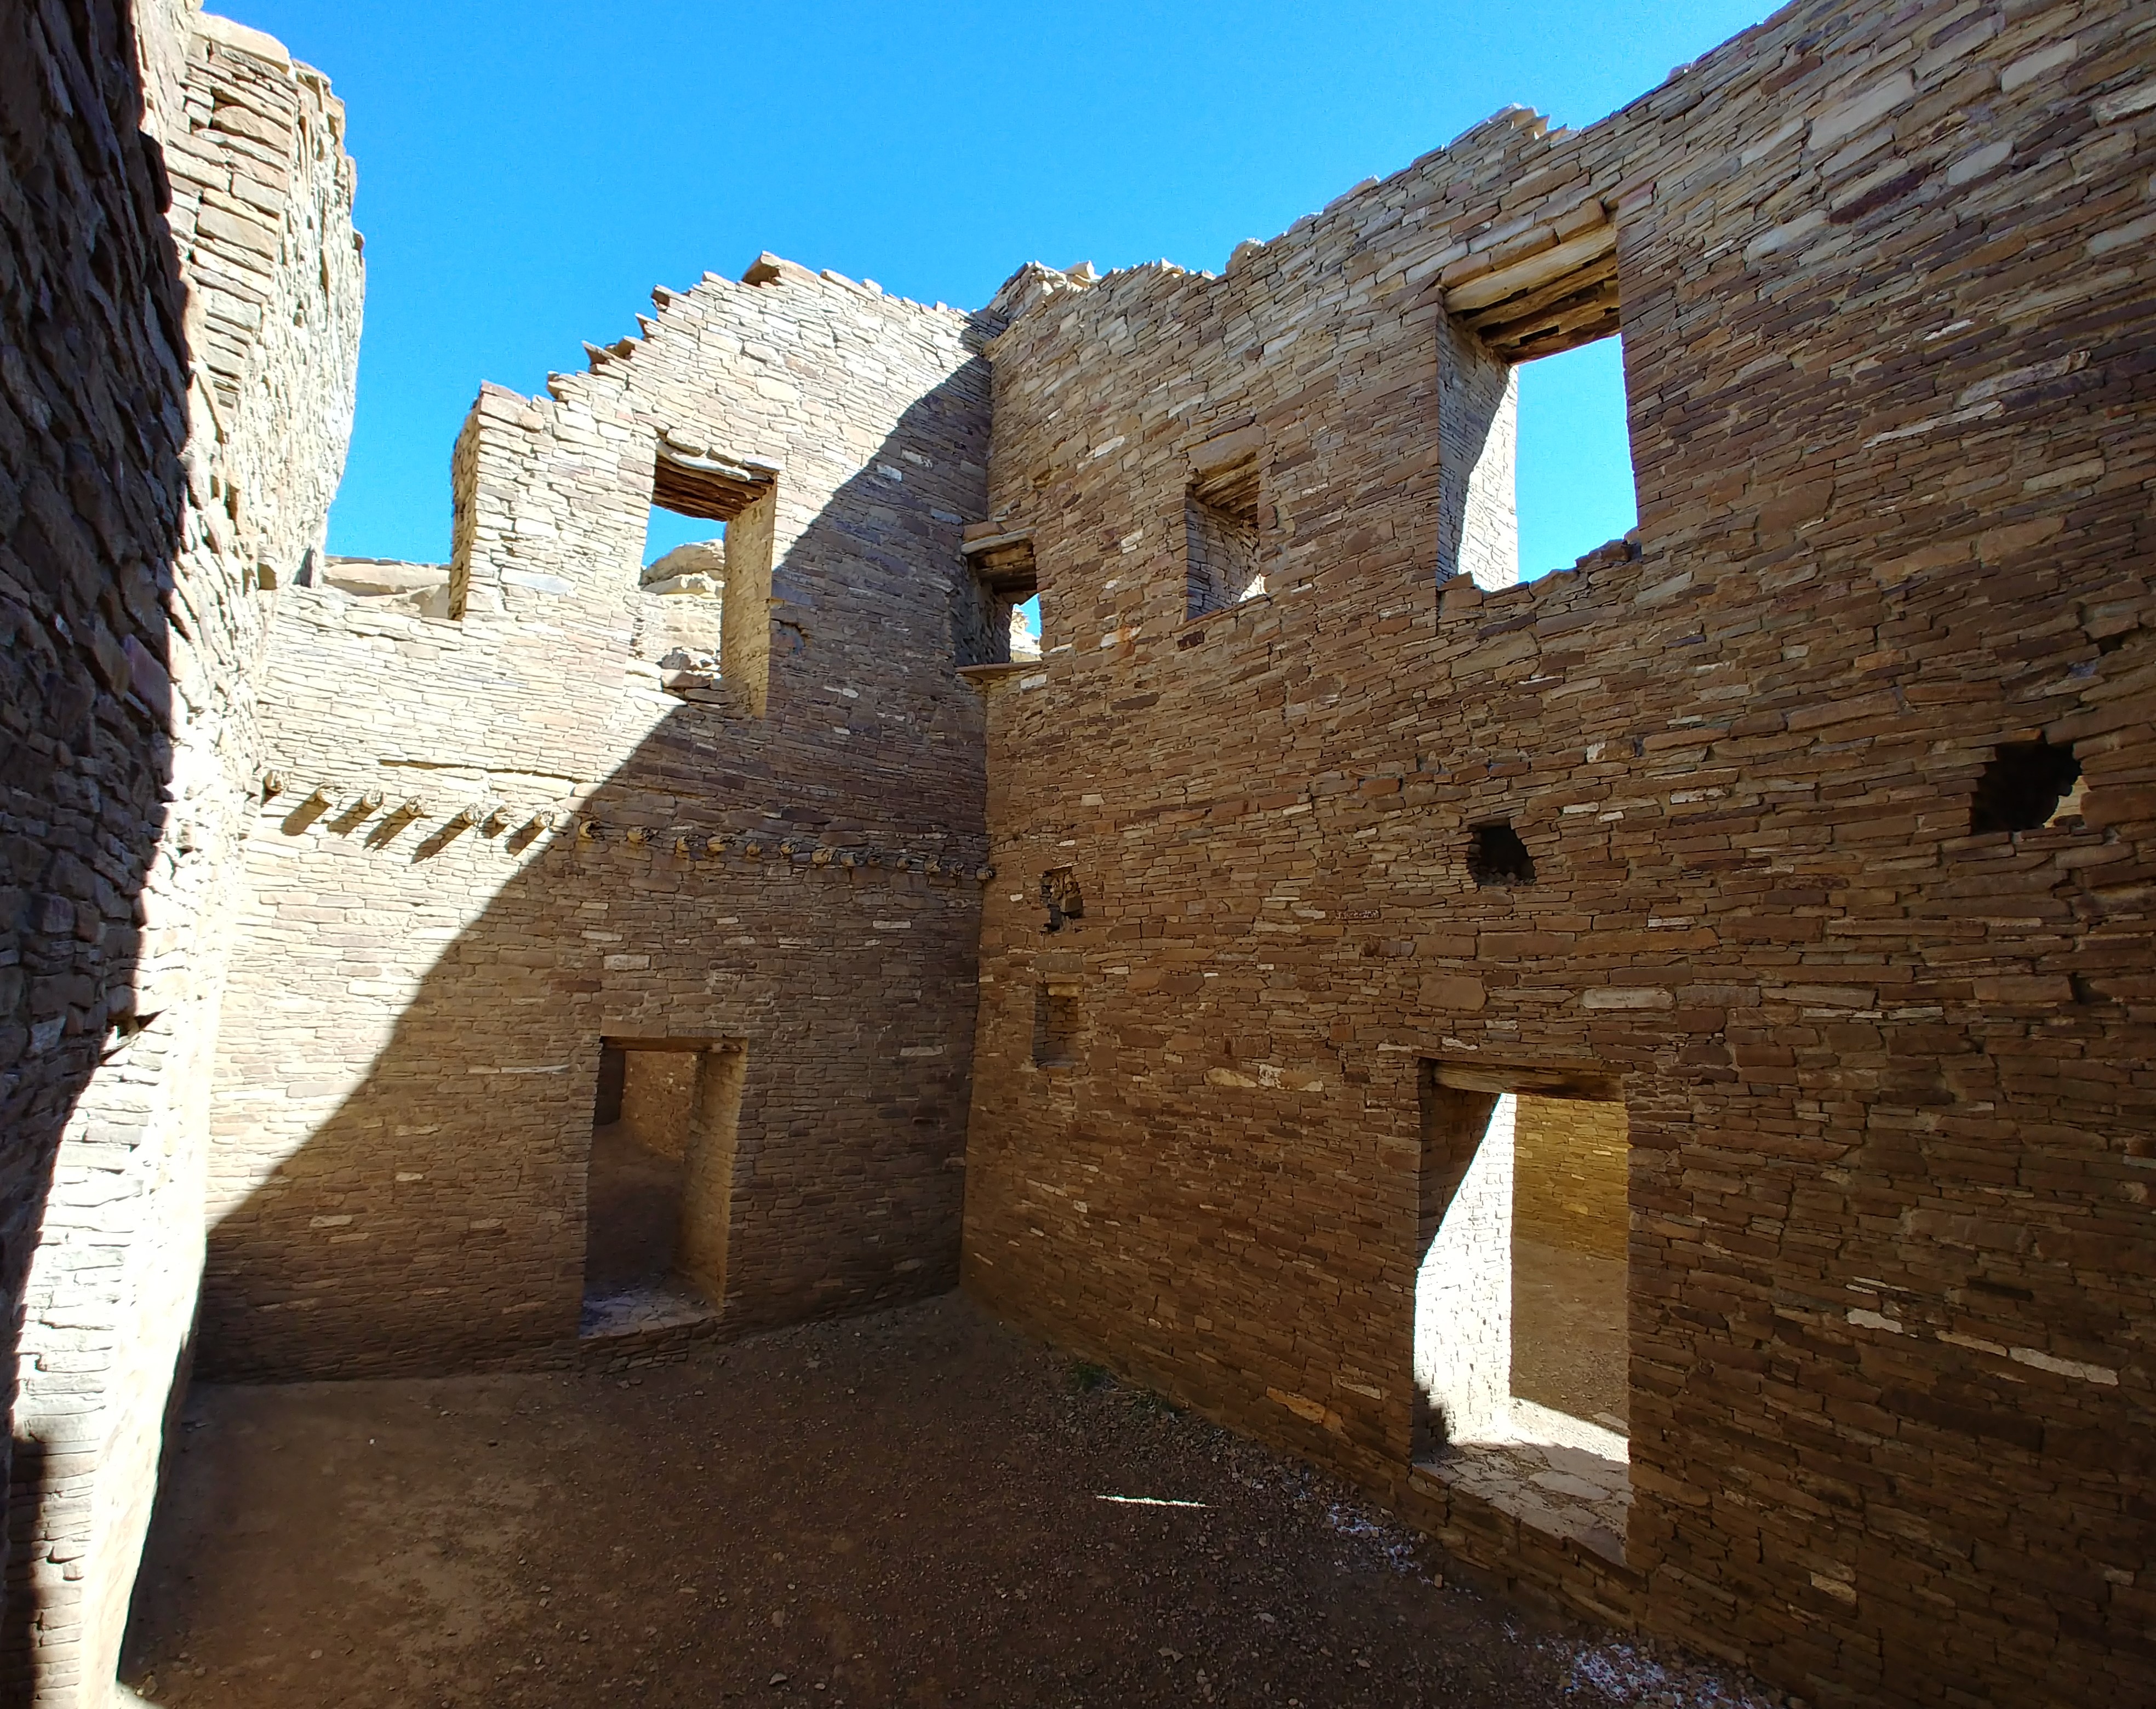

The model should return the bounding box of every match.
[582,1041,745,1338]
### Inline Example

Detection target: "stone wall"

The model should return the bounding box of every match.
[0,4,361,1702]
[8,0,2154,1703]
[618,1050,697,1163]
[960,2,2156,1704]
[1515,1096,1627,1259]
[201,259,994,1379]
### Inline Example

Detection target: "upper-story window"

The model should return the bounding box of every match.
[649,432,779,715]
[1185,425,1266,618]
[957,527,1039,666]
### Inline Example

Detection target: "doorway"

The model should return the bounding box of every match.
[1511,1094,1628,1432]
[583,1039,744,1337]
[1411,1061,1631,1564]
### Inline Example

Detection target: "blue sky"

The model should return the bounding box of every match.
[230,0,1773,576]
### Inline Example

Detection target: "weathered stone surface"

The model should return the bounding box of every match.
[3,1,2151,1706]
[643,537,725,589]
[0,4,361,1702]
[199,257,994,1381]
[958,6,2156,1706]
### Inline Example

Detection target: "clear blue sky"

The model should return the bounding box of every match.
[228,0,1773,577]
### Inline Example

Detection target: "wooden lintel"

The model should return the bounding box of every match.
[1443,221,1617,315]
[600,1035,746,1053]
[960,529,1034,558]
[1432,1060,1621,1100]
[955,661,1037,687]
[1459,249,1619,333]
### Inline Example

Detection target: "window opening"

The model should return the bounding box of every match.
[1032,983,1078,1068]
[1413,1062,1629,1567]
[1440,211,1637,598]
[643,507,724,569]
[958,529,1038,667]
[583,1039,744,1341]
[1518,340,1638,581]
[1468,822,1535,886]
[1185,458,1263,617]
[647,433,777,715]
[1969,738,2081,834]
[1039,866,1083,932]
[638,515,725,693]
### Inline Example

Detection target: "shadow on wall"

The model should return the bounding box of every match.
[195,394,992,1382]
[0,0,202,1689]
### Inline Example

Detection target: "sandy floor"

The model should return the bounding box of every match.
[1512,1239,1628,1430]
[122,1295,1771,1709]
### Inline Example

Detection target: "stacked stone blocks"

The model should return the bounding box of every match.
[959,4,2156,1704]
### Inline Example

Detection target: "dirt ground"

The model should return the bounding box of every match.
[122,1295,1774,1709]
[1512,1240,1629,1431]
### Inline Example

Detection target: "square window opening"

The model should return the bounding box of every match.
[643,507,725,572]
[958,532,1039,667]
[639,511,726,687]
[1440,260,1637,601]
[1516,337,1639,584]
[648,436,777,715]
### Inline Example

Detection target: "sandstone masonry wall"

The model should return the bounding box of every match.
[203,261,993,1378]
[0,4,361,1702]
[960,3,2156,1704]
[1516,1096,1628,1259]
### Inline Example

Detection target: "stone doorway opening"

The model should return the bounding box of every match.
[1410,1060,1631,1566]
[1512,1094,1629,1433]
[582,1038,745,1344]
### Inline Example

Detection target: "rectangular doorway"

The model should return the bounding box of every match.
[583,1039,744,1338]
[1411,1061,1630,1564]
[1511,1095,1628,1433]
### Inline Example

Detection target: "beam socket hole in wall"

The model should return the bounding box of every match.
[1184,427,1265,618]
[1969,738,2081,834]
[1039,865,1083,932]
[1468,822,1535,886]
[1032,983,1079,1068]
